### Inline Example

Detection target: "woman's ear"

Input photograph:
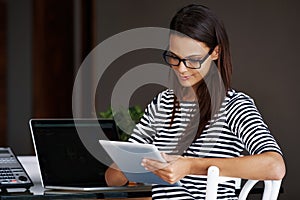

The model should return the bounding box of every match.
[210,45,220,60]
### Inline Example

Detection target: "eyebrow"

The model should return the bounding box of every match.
[168,50,205,59]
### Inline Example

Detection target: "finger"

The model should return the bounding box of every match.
[142,160,181,184]
[151,168,181,184]
[142,158,168,171]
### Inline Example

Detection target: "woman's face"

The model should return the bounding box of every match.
[168,34,218,89]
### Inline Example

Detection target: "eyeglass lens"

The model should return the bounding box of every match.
[163,51,210,69]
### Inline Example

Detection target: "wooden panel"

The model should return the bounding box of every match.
[33,0,74,118]
[0,0,7,146]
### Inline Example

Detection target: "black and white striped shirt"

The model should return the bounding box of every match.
[129,89,282,200]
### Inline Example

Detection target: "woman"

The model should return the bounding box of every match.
[105,4,285,199]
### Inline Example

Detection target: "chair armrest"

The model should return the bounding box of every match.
[205,166,219,200]
[238,179,282,200]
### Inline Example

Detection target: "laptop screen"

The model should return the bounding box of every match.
[30,119,119,188]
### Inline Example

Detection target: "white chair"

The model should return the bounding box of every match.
[205,166,282,200]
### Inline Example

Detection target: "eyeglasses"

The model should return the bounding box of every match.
[163,50,212,69]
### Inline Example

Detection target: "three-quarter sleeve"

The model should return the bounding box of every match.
[226,93,282,155]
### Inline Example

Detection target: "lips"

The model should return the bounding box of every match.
[179,74,192,81]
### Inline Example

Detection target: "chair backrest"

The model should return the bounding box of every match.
[205,166,282,200]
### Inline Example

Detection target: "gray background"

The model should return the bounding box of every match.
[6,0,299,199]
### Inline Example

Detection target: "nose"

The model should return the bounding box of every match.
[176,61,188,73]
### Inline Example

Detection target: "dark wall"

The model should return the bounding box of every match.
[7,0,32,154]
[0,0,7,146]
[93,0,300,199]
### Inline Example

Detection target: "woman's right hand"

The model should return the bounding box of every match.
[105,163,128,186]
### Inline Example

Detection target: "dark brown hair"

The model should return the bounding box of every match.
[169,4,233,150]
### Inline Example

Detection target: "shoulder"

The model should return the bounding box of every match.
[146,89,174,115]
[226,89,255,107]
[152,89,175,104]
[225,89,260,116]
[225,89,265,134]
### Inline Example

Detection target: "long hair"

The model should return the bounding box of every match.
[169,4,233,153]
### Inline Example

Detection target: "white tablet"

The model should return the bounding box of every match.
[99,140,181,186]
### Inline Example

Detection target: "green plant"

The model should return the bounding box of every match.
[98,105,144,141]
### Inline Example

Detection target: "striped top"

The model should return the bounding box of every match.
[128,89,282,200]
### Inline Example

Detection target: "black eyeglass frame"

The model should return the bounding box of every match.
[163,48,214,69]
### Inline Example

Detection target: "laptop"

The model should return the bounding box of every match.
[29,118,120,191]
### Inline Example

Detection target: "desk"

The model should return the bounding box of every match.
[0,156,152,199]
[0,184,152,199]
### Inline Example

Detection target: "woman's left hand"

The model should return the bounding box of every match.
[141,153,191,184]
